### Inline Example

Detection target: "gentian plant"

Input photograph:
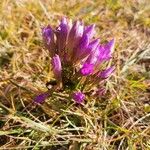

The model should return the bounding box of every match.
[34,17,115,104]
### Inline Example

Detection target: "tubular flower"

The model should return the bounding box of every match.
[56,17,69,52]
[72,91,85,104]
[73,33,89,61]
[98,66,115,79]
[34,93,49,104]
[40,17,115,105]
[42,26,55,55]
[98,39,115,63]
[80,63,94,76]
[84,24,95,39]
[51,54,62,81]
[67,20,84,52]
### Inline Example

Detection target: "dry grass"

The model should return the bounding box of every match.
[0,0,150,149]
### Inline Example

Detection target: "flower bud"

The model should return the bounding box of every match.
[51,54,62,80]
[99,66,115,79]
[42,26,55,55]
[72,91,85,104]
[34,93,49,104]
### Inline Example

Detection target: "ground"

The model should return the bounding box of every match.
[0,0,150,149]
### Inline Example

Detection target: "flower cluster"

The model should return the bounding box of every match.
[35,17,115,104]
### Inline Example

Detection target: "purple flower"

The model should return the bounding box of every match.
[72,91,85,104]
[84,24,95,39]
[72,25,96,61]
[80,63,94,76]
[85,46,100,65]
[104,39,115,53]
[42,18,115,105]
[67,20,84,51]
[98,39,115,63]
[79,42,101,76]
[99,66,115,79]
[42,26,55,54]
[51,54,62,80]
[87,39,100,53]
[56,17,69,52]
[73,34,89,61]
[34,93,49,104]
[77,38,100,61]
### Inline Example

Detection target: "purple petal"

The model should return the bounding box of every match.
[99,66,115,79]
[67,20,84,51]
[73,34,89,61]
[42,26,55,54]
[84,24,95,39]
[86,38,100,54]
[85,46,100,65]
[98,46,109,62]
[104,39,115,53]
[77,38,100,60]
[80,63,94,76]
[51,54,62,80]
[72,91,85,104]
[34,93,49,104]
[98,39,115,63]
[56,17,69,51]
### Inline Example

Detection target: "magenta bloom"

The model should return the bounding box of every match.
[84,24,95,39]
[42,26,55,55]
[72,91,85,104]
[76,38,100,62]
[98,39,115,63]
[67,20,84,52]
[42,17,115,104]
[99,66,115,79]
[80,63,94,76]
[51,54,62,80]
[56,18,69,52]
[73,33,89,61]
[34,93,49,104]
